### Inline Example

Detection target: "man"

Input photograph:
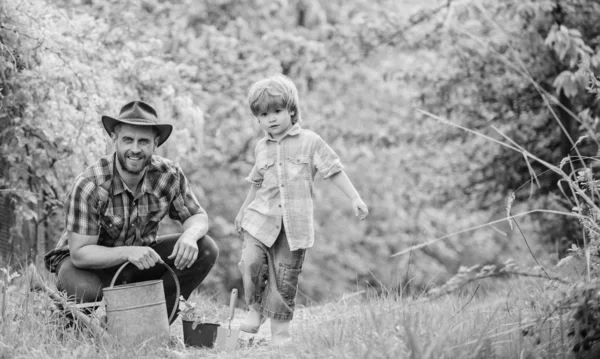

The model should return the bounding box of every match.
[44,100,218,321]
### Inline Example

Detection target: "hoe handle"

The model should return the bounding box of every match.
[27,264,110,341]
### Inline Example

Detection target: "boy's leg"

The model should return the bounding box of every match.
[262,227,305,345]
[238,231,269,333]
[262,227,305,321]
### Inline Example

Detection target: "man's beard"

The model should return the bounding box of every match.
[117,151,152,175]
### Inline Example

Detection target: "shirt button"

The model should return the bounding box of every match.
[279,163,282,166]
[278,204,281,208]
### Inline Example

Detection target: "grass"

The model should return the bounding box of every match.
[1,4,597,358]
[0,264,592,359]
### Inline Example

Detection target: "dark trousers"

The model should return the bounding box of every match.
[55,234,218,323]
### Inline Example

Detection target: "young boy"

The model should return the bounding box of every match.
[234,74,368,345]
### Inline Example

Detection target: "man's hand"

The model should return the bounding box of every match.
[352,197,369,221]
[234,211,244,234]
[168,233,199,270]
[126,246,162,270]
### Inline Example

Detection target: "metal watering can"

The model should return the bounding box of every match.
[103,261,180,346]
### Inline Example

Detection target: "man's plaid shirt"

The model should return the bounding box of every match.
[241,123,343,250]
[44,153,204,272]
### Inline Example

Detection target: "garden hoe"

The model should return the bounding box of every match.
[27,264,111,342]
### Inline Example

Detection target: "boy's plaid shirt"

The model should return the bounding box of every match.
[241,124,343,250]
[44,153,204,272]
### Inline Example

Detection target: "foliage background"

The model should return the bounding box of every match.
[1,0,599,305]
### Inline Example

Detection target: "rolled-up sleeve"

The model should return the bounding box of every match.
[244,142,264,187]
[244,163,263,187]
[169,165,203,222]
[313,135,344,179]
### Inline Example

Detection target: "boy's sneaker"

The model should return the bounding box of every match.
[239,304,266,334]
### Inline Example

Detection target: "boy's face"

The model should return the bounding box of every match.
[256,107,294,140]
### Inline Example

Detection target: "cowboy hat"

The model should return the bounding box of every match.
[101,101,173,147]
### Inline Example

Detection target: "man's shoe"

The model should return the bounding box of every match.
[271,319,292,346]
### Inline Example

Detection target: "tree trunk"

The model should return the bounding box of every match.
[557,91,575,157]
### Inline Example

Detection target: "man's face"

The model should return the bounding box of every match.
[112,124,158,175]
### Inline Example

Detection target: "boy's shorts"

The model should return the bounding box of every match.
[238,227,306,321]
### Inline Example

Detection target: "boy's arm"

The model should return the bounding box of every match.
[235,184,259,232]
[329,170,369,220]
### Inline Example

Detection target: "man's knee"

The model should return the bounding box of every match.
[56,258,103,303]
[197,234,219,266]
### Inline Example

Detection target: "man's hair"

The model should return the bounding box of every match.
[113,123,160,141]
[247,74,301,124]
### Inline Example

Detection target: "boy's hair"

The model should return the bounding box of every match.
[247,74,301,124]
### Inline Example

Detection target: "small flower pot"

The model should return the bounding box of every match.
[182,320,220,348]
[180,290,240,350]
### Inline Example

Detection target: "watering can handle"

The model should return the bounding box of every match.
[109,260,181,324]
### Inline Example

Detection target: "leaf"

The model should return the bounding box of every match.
[553,70,579,98]
[21,208,38,222]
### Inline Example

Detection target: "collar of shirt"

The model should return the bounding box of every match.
[265,123,302,142]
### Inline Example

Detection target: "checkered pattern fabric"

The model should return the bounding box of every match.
[241,124,343,250]
[44,153,204,272]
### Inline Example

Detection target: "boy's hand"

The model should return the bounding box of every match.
[352,197,369,221]
[234,211,244,234]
